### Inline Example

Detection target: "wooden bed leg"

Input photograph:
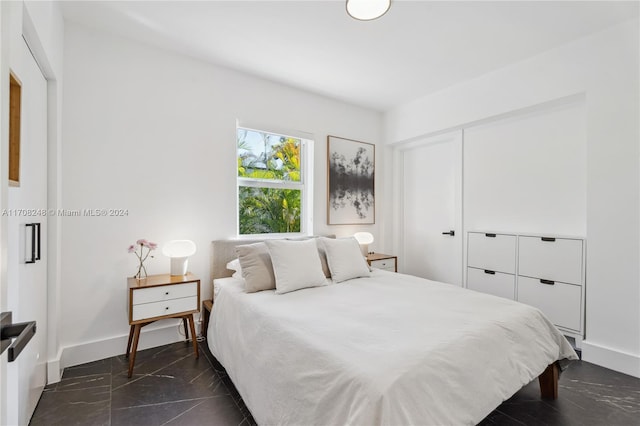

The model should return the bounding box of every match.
[538,362,559,399]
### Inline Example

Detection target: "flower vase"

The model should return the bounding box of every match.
[134,263,147,280]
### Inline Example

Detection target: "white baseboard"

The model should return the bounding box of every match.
[47,348,63,384]
[57,321,188,379]
[582,340,640,378]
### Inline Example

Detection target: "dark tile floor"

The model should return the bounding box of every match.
[30,340,640,426]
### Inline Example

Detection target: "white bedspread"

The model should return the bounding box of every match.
[208,270,577,426]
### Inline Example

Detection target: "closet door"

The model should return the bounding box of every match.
[401,131,462,285]
[6,38,48,426]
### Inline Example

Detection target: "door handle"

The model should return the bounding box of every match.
[25,223,41,264]
[442,230,455,236]
[35,222,41,261]
[0,312,36,362]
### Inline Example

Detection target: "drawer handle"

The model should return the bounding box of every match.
[541,237,556,242]
[485,233,496,238]
[540,279,555,285]
[165,306,170,310]
[484,270,495,275]
[165,292,169,295]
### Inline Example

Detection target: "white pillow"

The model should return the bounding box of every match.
[285,236,331,278]
[226,258,242,279]
[321,237,371,283]
[236,243,276,293]
[316,239,332,278]
[265,239,327,294]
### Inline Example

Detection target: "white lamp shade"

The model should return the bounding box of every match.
[353,232,374,245]
[163,240,197,276]
[346,0,391,21]
[354,232,374,256]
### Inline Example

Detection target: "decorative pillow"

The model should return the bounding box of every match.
[316,240,331,278]
[265,239,328,294]
[285,236,332,278]
[321,237,371,283]
[226,258,242,279]
[235,243,276,293]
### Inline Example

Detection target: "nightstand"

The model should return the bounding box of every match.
[126,273,201,378]
[201,299,213,337]
[366,253,398,272]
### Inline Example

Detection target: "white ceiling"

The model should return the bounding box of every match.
[60,1,639,111]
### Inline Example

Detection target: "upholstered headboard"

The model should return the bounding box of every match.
[211,235,336,280]
[211,239,262,280]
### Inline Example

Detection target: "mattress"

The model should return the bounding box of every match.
[208,270,577,425]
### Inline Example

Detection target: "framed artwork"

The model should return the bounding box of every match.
[327,135,375,225]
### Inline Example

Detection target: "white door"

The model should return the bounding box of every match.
[6,38,48,426]
[401,131,462,285]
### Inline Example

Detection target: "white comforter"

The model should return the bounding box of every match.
[208,270,577,426]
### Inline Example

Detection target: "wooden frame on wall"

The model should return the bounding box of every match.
[327,135,375,225]
[9,71,22,187]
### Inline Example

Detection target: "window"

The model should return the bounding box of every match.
[237,126,313,236]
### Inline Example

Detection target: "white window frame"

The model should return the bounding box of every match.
[236,123,314,238]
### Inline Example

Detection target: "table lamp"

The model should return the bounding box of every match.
[353,232,374,257]
[163,240,197,276]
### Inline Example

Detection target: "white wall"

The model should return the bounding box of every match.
[60,23,383,368]
[464,99,587,236]
[385,19,640,377]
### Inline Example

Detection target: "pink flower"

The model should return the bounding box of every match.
[129,238,157,279]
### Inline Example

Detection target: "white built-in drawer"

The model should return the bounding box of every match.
[518,236,583,285]
[370,259,396,272]
[131,296,198,321]
[517,276,581,331]
[132,282,198,305]
[467,267,515,300]
[467,232,517,274]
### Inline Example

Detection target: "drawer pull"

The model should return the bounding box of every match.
[541,237,556,242]
[484,270,495,275]
[540,279,555,285]
[165,306,170,310]
[485,233,496,238]
[165,292,169,295]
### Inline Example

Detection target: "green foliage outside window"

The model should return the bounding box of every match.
[238,129,303,234]
[238,187,301,234]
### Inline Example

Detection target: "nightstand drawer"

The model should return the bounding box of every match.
[132,282,198,305]
[370,259,396,271]
[131,296,198,321]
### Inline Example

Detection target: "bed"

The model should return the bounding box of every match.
[207,238,577,425]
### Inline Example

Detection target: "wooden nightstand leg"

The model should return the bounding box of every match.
[128,324,142,378]
[182,317,189,341]
[187,314,199,359]
[201,299,213,338]
[125,325,135,358]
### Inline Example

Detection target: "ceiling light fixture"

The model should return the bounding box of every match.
[346,0,391,21]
